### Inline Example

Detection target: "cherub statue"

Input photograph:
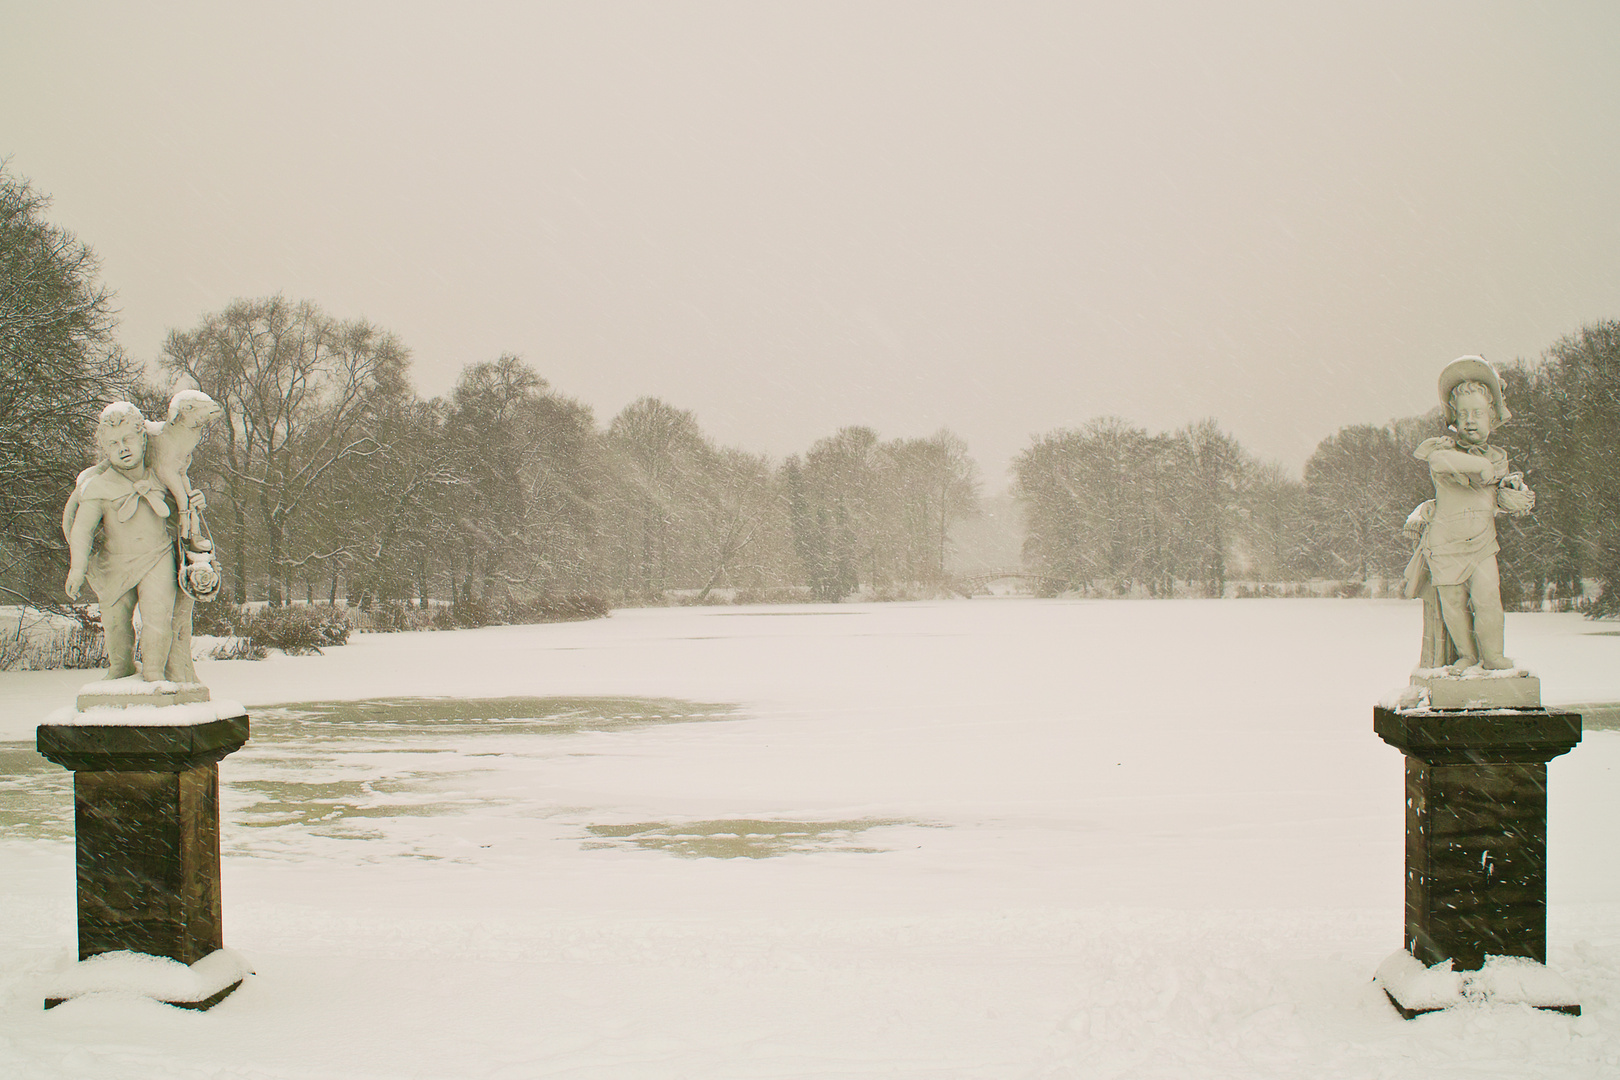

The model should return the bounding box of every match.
[64,403,184,681]
[1401,356,1535,673]
[62,390,223,542]
[63,395,222,684]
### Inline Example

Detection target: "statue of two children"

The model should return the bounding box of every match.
[63,394,223,685]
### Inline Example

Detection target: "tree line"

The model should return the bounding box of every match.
[1013,322,1620,614]
[150,299,986,617]
[5,161,1619,620]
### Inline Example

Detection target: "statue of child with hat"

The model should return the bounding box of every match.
[1402,356,1535,672]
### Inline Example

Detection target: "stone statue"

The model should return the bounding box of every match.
[149,389,224,540]
[63,394,221,686]
[40,390,247,1013]
[1401,356,1535,675]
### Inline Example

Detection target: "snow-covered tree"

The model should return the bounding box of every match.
[0,163,133,606]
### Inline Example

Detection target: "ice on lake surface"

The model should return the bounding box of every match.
[0,743,72,841]
[4,599,1620,1079]
[5,697,752,854]
[582,817,923,858]
[231,697,914,860]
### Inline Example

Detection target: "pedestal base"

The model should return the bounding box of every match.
[76,675,211,711]
[1411,670,1542,710]
[37,705,249,977]
[1374,950,1579,1018]
[1374,704,1582,1013]
[43,947,251,1011]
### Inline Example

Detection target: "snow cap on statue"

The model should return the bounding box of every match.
[1438,355,1511,426]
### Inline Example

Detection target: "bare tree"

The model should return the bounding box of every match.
[603,397,716,598]
[693,447,787,601]
[443,354,599,611]
[1168,419,1247,596]
[0,162,134,609]
[161,296,407,605]
[1236,460,1309,584]
[884,430,980,586]
[1303,423,1429,585]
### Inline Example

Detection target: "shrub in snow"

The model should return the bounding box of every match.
[238,606,351,655]
[0,624,108,671]
[447,594,607,629]
[203,636,266,661]
[190,600,244,637]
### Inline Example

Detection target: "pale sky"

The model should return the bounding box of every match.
[5,2,1618,486]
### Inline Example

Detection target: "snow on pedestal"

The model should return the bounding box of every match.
[43,947,253,1011]
[1374,951,1580,1018]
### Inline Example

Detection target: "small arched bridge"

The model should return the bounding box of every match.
[952,568,1066,597]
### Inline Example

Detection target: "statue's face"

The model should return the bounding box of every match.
[99,425,146,471]
[1453,388,1494,446]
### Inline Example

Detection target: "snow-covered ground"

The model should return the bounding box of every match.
[3,598,1619,1078]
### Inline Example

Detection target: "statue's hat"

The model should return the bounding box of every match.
[1438,355,1511,425]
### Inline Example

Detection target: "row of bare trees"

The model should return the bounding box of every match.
[7,161,1617,616]
[1014,418,1253,597]
[132,297,983,614]
[787,427,979,601]
[1013,321,1620,610]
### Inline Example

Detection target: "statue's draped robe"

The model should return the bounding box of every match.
[73,468,175,607]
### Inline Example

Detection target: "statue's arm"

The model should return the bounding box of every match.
[1426,448,1493,479]
[65,501,105,600]
[61,463,108,539]
[61,491,78,542]
[1412,437,1479,477]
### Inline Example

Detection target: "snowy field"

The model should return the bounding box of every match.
[3,598,1620,1079]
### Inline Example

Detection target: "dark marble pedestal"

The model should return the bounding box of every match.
[36,712,249,1009]
[1373,705,1581,1017]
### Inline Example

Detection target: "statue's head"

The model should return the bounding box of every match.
[1449,381,1495,446]
[95,402,148,472]
[167,388,223,426]
[1438,356,1511,439]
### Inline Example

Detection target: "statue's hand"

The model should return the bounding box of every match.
[187,489,207,511]
[65,572,84,600]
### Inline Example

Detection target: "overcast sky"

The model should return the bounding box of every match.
[5,2,1618,486]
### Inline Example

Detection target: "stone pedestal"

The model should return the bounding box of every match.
[36,709,249,1010]
[1373,705,1582,1017]
[1409,671,1542,711]
[75,676,212,711]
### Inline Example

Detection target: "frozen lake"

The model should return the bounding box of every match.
[3,598,1619,1078]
